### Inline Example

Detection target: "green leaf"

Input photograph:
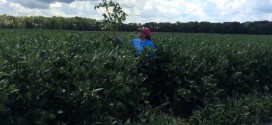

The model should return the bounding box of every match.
[0,103,4,111]
[49,113,56,119]
[26,91,32,98]
[0,72,7,78]
[93,88,104,93]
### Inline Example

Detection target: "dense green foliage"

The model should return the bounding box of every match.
[0,30,145,124]
[1,15,272,34]
[1,30,272,124]
[191,94,272,125]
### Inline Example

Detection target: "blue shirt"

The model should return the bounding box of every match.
[131,38,155,57]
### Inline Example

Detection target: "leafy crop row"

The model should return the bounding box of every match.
[1,30,272,124]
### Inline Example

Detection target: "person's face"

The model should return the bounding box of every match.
[137,31,147,39]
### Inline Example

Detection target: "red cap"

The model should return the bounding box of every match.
[138,27,151,36]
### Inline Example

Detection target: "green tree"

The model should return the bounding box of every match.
[95,0,127,33]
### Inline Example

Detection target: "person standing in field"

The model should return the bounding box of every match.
[131,27,155,58]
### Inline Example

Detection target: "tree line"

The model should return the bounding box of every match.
[1,15,272,34]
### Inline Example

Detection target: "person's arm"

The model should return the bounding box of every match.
[131,39,136,46]
[149,41,155,49]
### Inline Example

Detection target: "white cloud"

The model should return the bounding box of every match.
[50,2,62,8]
[7,2,43,16]
[0,0,272,23]
[143,0,153,10]
[0,0,7,4]
[49,9,68,16]
[70,1,92,10]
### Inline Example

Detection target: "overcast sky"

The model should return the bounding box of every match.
[0,0,272,23]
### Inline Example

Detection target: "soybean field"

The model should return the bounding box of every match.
[1,29,272,125]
